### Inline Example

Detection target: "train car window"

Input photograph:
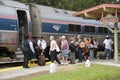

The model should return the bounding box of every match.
[91,26,95,32]
[85,26,90,32]
[84,26,95,33]
[98,27,108,33]
[68,24,81,32]
[98,27,103,33]
[104,28,108,33]
[69,24,75,32]
[75,25,81,32]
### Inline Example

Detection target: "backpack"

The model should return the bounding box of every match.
[69,43,76,52]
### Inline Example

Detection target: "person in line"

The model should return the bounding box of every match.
[56,36,62,49]
[76,35,83,63]
[83,37,90,61]
[56,36,62,60]
[93,37,98,59]
[49,36,61,64]
[61,36,69,64]
[88,37,94,60]
[37,36,47,57]
[103,35,113,60]
[22,35,35,68]
[69,36,76,64]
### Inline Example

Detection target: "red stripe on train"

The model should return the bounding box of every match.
[0,14,17,20]
[41,19,82,25]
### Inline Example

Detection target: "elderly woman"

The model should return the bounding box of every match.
[61,36,69,64]
[49,36,61,64]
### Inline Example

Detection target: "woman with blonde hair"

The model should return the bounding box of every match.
[49,36,61,64]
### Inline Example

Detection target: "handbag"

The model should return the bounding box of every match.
[56,44,60,52]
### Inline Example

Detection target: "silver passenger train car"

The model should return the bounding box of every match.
[0,0,116,61]
[0,0,31,60]
[29,4,113,50]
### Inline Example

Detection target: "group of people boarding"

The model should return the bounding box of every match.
[22,34,113,68]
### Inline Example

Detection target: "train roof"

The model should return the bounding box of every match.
[0,0,28,9]
[31,4,102,26]
[34,4,80,20]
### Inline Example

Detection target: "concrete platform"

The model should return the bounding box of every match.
[0,59,120,80]
[0,64,50,80]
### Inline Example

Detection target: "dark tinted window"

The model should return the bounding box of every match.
[68,24,81,32]
[98,27,108,33]
[69,24,75,32]
[91,26,95,32]
[84,26,95,33]
[76,25,81,32]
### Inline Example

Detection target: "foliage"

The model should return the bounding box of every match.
[16,0,120,11]
[30,64,120,80]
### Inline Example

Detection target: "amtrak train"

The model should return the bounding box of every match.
[0,0,117,62]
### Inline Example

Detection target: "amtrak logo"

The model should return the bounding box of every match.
[52,25,61,31]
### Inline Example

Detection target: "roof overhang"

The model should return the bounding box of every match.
[73,4,120,21]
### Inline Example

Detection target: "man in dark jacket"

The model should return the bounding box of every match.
[22,35,35,68]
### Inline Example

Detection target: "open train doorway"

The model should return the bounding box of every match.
[17,10,29,49]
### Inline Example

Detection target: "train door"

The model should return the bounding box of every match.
[17,10,29,48]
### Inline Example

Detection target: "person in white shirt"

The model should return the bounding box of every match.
[37,36,47,55]
[103,35,113,59]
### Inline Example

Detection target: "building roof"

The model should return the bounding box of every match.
[73,4,120,21]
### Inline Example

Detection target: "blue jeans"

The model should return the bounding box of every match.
[89,49,94,60]
[104,48,111,59]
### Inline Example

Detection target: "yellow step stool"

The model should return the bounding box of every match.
[28,59,37,67]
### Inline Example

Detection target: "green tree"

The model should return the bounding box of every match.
[17,0,120,11]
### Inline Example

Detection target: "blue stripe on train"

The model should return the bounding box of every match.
[42,22,68,33]
[0,18,18,31]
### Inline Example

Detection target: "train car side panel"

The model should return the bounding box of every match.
[0,5,18,52]
[29,4,42,37]
[42,22,68,33]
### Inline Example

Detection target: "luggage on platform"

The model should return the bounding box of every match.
[38,55,46,66]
